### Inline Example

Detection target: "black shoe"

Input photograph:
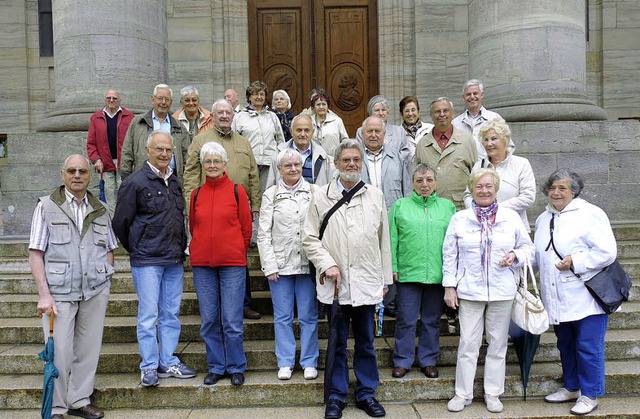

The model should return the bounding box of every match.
[204,372,222,385]
[355,397,386,417]
[243,308,261,319]
[230,372,245,386]
[325,399,346,419]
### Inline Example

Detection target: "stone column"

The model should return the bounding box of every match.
[37,0,168,132]
[468,0,607,121]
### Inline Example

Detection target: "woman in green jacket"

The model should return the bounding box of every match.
[389,163,456,379]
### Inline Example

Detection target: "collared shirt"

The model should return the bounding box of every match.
[152,110,175,170]
[103,106,122,119]
[432,126,454,152]
[364,146,384,189]
[292,143,312,160]
[29,189,117,252]
[146,160,174,186]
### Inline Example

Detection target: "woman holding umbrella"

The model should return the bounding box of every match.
[534,169,617,416]
[443,168,534,414]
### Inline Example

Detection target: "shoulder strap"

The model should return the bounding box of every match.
[544,215,580,278]
[318,180,365,240]
[312,155,323,184]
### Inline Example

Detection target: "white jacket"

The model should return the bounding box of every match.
[257,180,313,277]
[442,206,534,302]
[463,151,536,231]
[534,198,617,324]
[303,180,393,306]
[232,107,285,166]
[311,113,349,157]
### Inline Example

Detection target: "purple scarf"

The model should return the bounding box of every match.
[473,200,499,283]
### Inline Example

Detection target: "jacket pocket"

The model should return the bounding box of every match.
[234,148,252,170]
[92,262,114,290]
[92,222,109,248]
[141,187,166,213]
[45,260,72,294]
[50,220,71,245]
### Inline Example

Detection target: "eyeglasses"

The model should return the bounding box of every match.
[153,96,172,103]
[65,168,89,175]
[203,159,225,166]
[339,157,362,164]
[281,162,302,169]
[151,147,174,154]
[105,96,119,101]
[182,98,198,103]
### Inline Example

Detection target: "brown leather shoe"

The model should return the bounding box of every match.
[243,308,261,319]
[67,404,104,419]
[392,366,407,378]
[422,366,438,378]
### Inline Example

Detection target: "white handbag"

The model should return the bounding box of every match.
[512,258,549,335]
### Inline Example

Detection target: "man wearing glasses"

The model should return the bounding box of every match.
[29,155,117,419]
[86,89,134,217]
[113,131,197,388]
[120,84,190,184]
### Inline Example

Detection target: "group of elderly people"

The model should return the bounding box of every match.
[105,78,616,418]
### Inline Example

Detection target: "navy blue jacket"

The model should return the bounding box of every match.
[112,161,186,266]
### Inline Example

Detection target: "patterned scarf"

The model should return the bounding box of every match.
[402,120,422,138]
[473,200,499,284]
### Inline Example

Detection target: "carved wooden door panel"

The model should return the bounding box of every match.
[248,0,378,137]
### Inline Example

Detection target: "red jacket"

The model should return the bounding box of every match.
[189,173,252,267]
[86,107,134,171]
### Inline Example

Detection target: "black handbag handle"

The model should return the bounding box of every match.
[545,215,581,278]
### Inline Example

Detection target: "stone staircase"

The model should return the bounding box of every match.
[0,225,639,418]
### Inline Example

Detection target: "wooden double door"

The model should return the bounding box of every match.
[248,0,379,137]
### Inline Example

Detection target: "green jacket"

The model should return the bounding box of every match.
[389,191,455,284]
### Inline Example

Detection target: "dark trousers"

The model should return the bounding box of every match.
[328,304,379,403]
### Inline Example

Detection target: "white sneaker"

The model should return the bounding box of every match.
[570,396,598,415]
[277,366,293,380]
[303,367,318,380]
[484,394,503,413]
[545,388,581,403]
[447,395,472,412]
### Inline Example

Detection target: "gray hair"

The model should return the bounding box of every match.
[200,142,229,164]
[276,148,303,167]
[61,154,91,171]
[272,89,292,110]
[103,89,120,99]
[411,163,437,181]
[180,86,199,100]
[366,95,389,116]
[463,79,484,94]
[211,98,233,113]
[291,112,313,126]
[430,97,454,113]
[360,115,386,130]
[146,130,173,147]
[542,169,584,197]
[334,139,364,161]
[153,83,173,97]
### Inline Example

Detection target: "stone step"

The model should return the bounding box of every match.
[5,396,640,419]
[0,269,272,295]
[1,329,638,375]
[1,359,639,410]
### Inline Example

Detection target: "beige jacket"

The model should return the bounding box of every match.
[302,180,393,306]
[414,127,477,210]
[183,127,261,211]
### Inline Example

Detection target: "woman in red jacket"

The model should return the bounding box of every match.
[189,141,252,387]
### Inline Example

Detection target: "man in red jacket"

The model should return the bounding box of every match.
[86,89,134,216]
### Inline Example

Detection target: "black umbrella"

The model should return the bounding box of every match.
[509,321,540,400]
[322,274,343,403]
[98,173,106,203]
[39,313,59,419]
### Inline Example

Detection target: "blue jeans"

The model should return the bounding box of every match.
[554,314,608,398]
[393,283,444,369]
[269,274,319,368]
[328,304,378,403]
[192,266,247,374]
[131,263,184,371]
